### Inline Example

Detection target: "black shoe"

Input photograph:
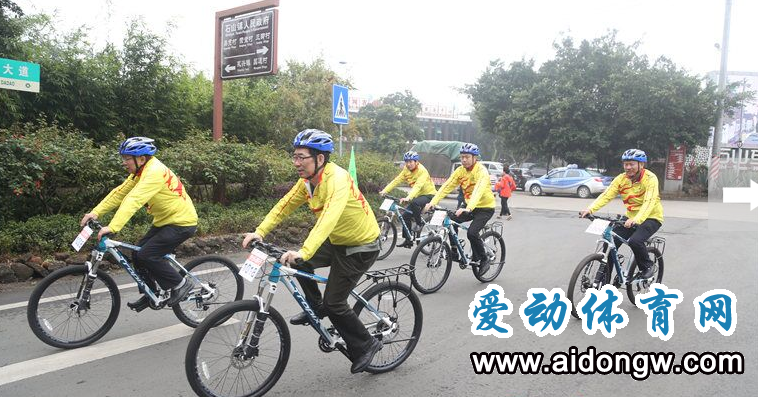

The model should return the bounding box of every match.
[290,311,314,325]
[350,338,383,374]
[477,257,491,276]
[166,279,194,307]
[398,239,413,248]
[638,266,654,280]
[127,295,150,312]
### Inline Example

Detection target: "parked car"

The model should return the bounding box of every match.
[525,164,613,198]
[509,162,547,179]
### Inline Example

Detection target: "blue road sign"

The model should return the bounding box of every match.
[0,58,40,93]
[333,84,349,124]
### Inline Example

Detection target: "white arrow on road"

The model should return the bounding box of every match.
[723,180,758,210]
[256,46,269,55]
[224,64,236,73]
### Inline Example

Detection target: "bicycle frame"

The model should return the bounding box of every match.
[595,224,632,286]
[382,197,428,242]
[245,259,395,354]
[81,236,215,306]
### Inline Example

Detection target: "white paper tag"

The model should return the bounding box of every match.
[379,198,394,211]
[585,219,611,235]
[429,210,447,226]
[239,248,267,282]
[71,226,93,252]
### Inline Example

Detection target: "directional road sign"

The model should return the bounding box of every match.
[0,57,40,93]
[221,9,277,79]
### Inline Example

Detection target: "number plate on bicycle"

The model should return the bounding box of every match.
[379,198,394,211]
[239,248,267,282]
[585,219,610,235]
[429,210,447,226]
[71,226,93,252]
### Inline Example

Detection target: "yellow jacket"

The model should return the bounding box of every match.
[431,162,495,209]
[588,169,664,224]
[92,157,198,233]
[380,163,437,198]
[255,162,380,260]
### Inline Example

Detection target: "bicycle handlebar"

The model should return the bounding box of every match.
[251,241,304,265]
[581,213,628,224]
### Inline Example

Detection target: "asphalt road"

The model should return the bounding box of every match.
[0,195,755,396]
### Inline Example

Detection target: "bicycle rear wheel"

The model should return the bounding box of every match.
[27,265,120,348]
[377,218,397,260]
[173,255,244,328]
[353,281,423,374]
[626,247,664,305]
[567,253,607,319]
[185,300,290,397]
[409,235,452,294]
[472,231,505,282]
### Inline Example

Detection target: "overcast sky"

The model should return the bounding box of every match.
[16,0,758,111]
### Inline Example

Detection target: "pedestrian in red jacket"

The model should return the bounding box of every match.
[494,169,516,220]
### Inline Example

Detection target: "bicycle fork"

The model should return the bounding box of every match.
[73,251,105,314]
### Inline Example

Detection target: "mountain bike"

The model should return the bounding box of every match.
[567,214,666,318]
[409,207,505,293]
[185,241,423,397]
[376,194,433,260]
[27,220,244,349]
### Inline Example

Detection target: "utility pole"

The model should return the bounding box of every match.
[712,0,732,159]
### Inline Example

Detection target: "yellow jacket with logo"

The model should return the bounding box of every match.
[92,157,198,233]
[255,162,380,260]
[430,162,495,209]
[588,169,664,224]
[380,163,437,198]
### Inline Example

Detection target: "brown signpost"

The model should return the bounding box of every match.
[213,0,279,141]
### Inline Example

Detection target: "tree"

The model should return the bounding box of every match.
[361,90,422,159]
[467,32,753,171]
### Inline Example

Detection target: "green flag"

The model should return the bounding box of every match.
[348,146,358,185]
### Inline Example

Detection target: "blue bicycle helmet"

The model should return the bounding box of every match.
[403,150,420,161]
[621,149,647,163]
[293,129,334,153]
[119,137,157,156]
[460,143,480,156]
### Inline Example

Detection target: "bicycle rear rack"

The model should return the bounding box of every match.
[646,236,666,256]
[486,221,504,236]
[364,264,413,282]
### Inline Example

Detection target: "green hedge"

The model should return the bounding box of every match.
[0,122,399,255]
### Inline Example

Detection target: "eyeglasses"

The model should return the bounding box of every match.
[291,154,314,163]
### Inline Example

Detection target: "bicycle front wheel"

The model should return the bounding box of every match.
[353,281,423,374]
[173,255,244,328]
[185,300,290,397]
[409,235,452,294]
[626,247,664,305]
[567,253,607,319]
[472,230,506,282]
[27,265,121,348]
[377,218,397,260]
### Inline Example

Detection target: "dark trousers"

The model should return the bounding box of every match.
[133,225,196,290]
[499,196,511,216]
[612,219,661,271]
[449,208,495,262]
[292,240,378,360]
[401,194,433,239]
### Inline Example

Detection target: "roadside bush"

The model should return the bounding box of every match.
[332,150,398,194]
[0,122,124,222]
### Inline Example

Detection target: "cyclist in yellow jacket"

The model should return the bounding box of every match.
[581,149,664,280]
[242,129,382,374]
[380,150,437,248]
[424,143,495,275]
[79,137,198,310]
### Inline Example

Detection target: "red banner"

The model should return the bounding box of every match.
[665,145,686,180]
